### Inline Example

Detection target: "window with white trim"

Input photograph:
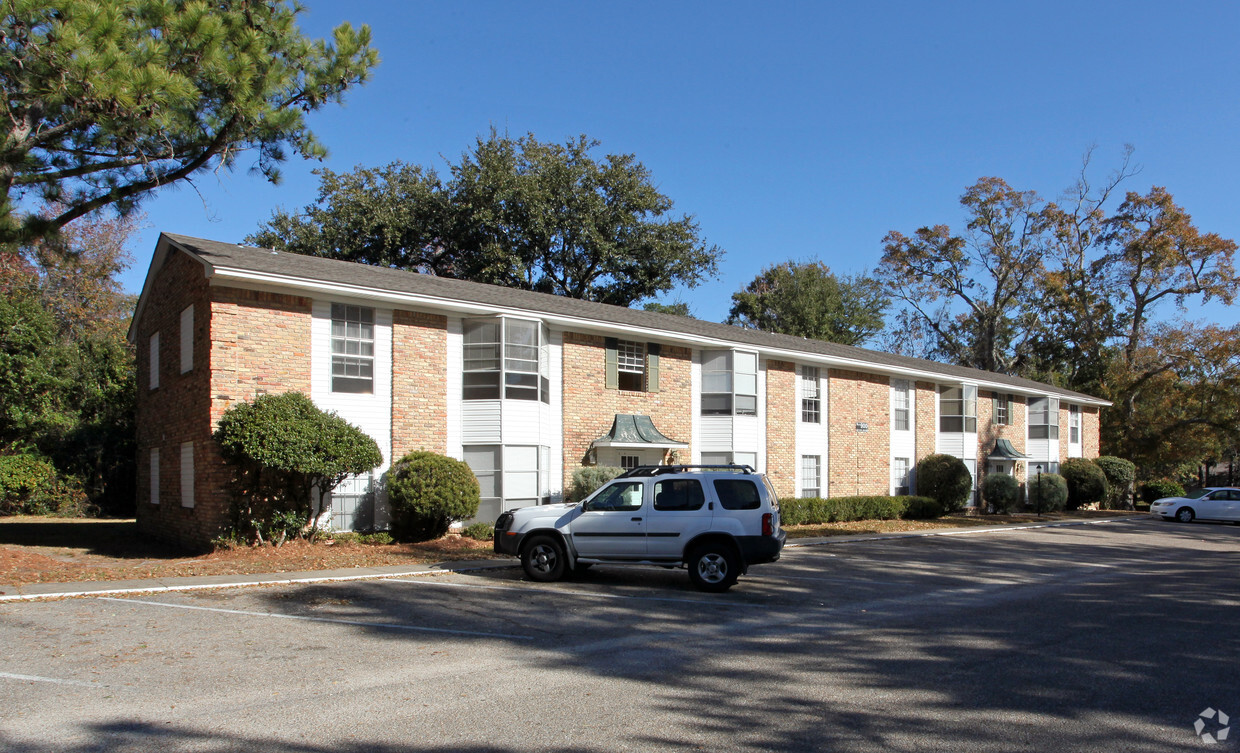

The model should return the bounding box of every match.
[617,341,646,391]
[892,380,911,431]
[939,385,977,433]
[148,332,160,390]
[180,305,193,373]
[993,393,1012,425]
[1029,397,1060,439]
[463,444,552,521]
[463,318,550,402]
[330,303,375,393]
[892,457,911,495]
[149,448,159,505]
[180,441,194,508]
[620,454,640,470]
[1069,405,1080,444]
[801,455,821,497]
[701,351,758,416]
[801,367,821,423]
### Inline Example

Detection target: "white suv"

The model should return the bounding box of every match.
[493,465,785,592]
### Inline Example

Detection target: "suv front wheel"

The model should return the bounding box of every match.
[687,543,739,593]
[522,535,567,582]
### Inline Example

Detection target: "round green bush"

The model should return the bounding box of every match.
[1028,473,1068,513]
[981,473,1020,513]
[567,466,623,502]
[462,521,494,541]
[1060,458,1108,510]
[387,451,481,541]
[901,496,945,520]
[1140,480,1186,504]
[914,454,974,512]
[1093,456,1136,510]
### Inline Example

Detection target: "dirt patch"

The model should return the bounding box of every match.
[0,517,501,586]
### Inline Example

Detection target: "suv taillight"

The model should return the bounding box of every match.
[762,512,773,537]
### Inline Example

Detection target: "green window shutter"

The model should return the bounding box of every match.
[605,337,619,390]
[647,343,661,393]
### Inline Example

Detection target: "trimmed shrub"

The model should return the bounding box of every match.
[901,496,946,520]
[914,454,974,512]
[1093,457,1136,510]
[214,392,383,541]
[388,451,481,541]
[462,522,495,541]
[780,495,922,525]
[981,473,1020,513]
[1140,480,1186,504]
[1028,473,1068,513]
[1060,458,1108,510]
[567,466,624,502]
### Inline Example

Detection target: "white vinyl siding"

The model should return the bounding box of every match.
[179,305,193,373]
[180,441,194,508]
[148,332,159,390]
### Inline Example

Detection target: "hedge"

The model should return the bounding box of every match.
[1093,457,1136,510]
[1060,458,1108,510]
[1140,480,1186,504]
[780,495,943,526]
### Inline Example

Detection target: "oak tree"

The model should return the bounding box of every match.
[726,261,886,346]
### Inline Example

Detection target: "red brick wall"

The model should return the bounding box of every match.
[560,333,691,489]
[915,381,936,464]
[827,369,891,496]
[764,360,796,498]
[392,310,448,459]
[1082,406,1101,458]
[135,250,314,550]
[978,391,1028,469]
[1058,405,1071,463]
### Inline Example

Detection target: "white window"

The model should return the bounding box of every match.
[620,454,640,470]
[1069,405,1081,444]
[331,303,375,393]
[1029,397,1060,440]
[148,332,160,390]
[892,457,910,495]
[463,318,550,403]
[180,305,193,373]
[939,385,977,433]
[801,367,821,423]
[892,380,910,431]
[180,441,194,508]
[701,351,758,416]
[463,444,552,521]
[801,455,821,497]
[617,341,646,391]
[149,448,160,505]
[993,393,1012,425]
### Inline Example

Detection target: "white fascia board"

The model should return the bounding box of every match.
[591,440,690,449]
[209,267,1112,408]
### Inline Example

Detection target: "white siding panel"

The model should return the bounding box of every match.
[756,360,767,473]
[733,415,760,456]
[690,352,702,462]
[547,329,564,500]
[463,401,502,444]
[446,317,463,460]
[502,400,543,444]
[937,432,966,458]
[700,416,732,452]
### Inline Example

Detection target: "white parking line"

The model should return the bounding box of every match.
[97,597,534,641]
[388,577,769,608]
[0,672,100,688]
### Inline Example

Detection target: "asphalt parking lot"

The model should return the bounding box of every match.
[1,518,1237,752]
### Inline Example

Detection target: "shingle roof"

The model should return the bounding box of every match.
[158,232,1108,405]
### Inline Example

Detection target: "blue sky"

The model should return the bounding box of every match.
[122,0,1240,326]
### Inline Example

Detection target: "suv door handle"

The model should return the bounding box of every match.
[631,517,643,522]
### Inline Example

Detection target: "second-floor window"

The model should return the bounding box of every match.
[464,318,550,402]
[1029,397,1060,439]
[939,385,977,433]
[993,393,1012,425]
[331,303,374,394]
[618,340,645,390]
[801,367,820,423]
[1069,404,1080,443]
[892,379,910,431]
[702,351,757,416]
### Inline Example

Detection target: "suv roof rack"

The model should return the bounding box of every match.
[616,464,756,478]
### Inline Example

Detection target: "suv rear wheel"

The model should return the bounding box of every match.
[522,535,567,582]
[687,543,739,592]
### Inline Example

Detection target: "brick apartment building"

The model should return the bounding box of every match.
[130,234,1107,548]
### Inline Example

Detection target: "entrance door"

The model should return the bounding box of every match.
[571,480,648,558]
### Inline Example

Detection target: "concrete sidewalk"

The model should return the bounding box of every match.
[0,514,1147,602]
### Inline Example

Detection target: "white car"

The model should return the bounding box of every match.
[493,465,785,592]
[1151,487,1240,523]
